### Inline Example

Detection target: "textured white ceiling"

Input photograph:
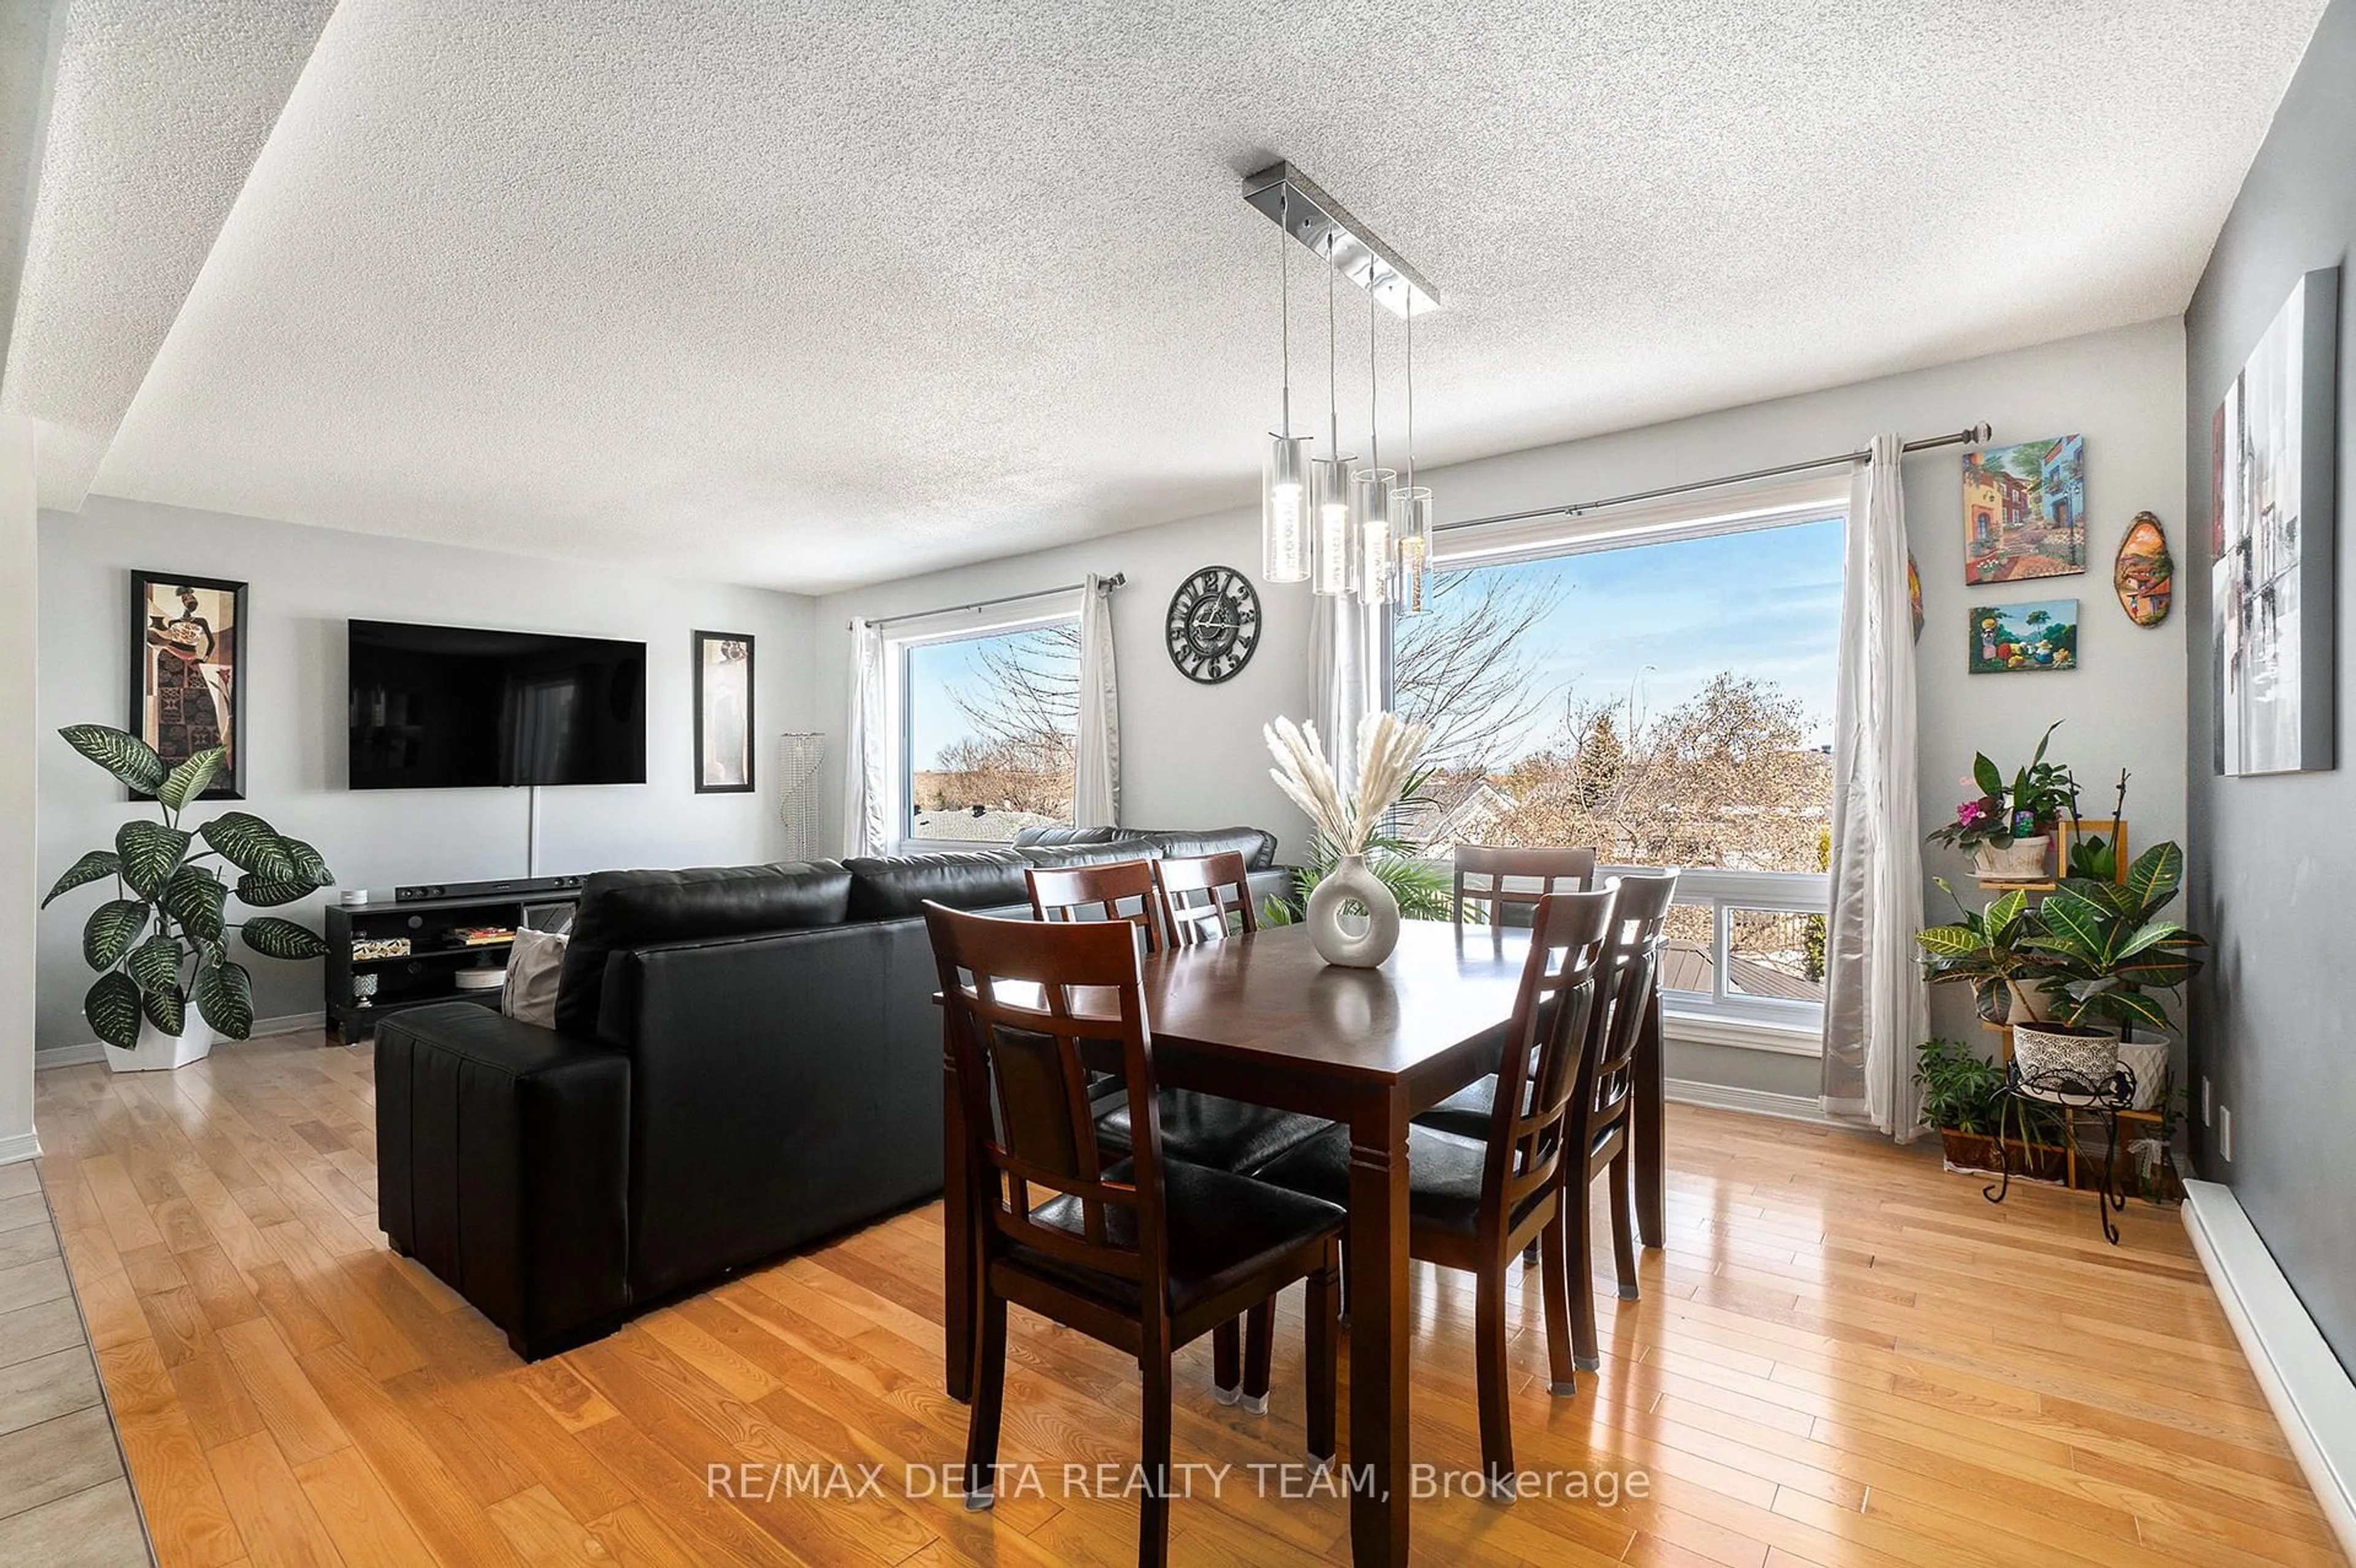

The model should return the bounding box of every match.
[0,0,336,511]
[28,0,2332,591]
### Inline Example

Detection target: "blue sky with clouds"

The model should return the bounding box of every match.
[1409,515,1848,757]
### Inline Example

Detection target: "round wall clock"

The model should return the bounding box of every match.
[1165,565,1261,685]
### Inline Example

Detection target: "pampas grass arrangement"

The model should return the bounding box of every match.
[1264,712,1430,856]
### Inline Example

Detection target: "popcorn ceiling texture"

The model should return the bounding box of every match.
[0,0,337,512]
[14,0,2335,591]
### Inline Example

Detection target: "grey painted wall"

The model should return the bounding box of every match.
[2184,0,2353,1369]
[36,498,816,1050]
[816,318,2190,1097]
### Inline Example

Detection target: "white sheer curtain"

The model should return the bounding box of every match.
[1072,574,1121,828]
[1312,590,1384,796]
[1822,434,1928,1135]
[841,617,888,858]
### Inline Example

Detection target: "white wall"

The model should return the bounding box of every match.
[1,420,37,1156]
[815,317,2190,1090]
[35,497,816,1051]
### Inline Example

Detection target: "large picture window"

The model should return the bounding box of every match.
[900,617,1080,844]
[1395,511,1844,1034]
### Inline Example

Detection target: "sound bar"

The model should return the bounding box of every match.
[395,874,589,903]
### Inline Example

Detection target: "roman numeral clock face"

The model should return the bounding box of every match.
[1165,566,1261,685]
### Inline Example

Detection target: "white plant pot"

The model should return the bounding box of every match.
[105,1014,216,1074]
[1304,854,1402,969]
[2116,1037,2169,1111]
[1972,834,2050,880]
[2011,1021,2120,1087]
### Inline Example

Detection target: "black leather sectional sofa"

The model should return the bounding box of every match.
[374,826,1286,1358]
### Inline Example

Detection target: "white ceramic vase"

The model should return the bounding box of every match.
[1305,854,1401,969]
[2115,1037,2169,1111]
[1972,834,2050,881]
[106,1014,215,1074]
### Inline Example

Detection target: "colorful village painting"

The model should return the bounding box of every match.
[1969,599,2079,674]
[1963,434,2086,583]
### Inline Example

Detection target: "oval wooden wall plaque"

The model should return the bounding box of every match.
[2114,510,2173,626]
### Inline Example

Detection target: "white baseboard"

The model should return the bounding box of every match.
[35,1011,326,1071]
[1665,1077,1842,1126]
[0,1131,42,1165]
[2182,1179,2356,1560]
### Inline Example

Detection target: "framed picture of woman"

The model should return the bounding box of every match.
[129,571,247,800]
[693,630,755,793]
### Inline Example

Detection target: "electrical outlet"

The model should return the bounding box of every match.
[2203,1077,2212,1126]
[2220,1106,2233,1163]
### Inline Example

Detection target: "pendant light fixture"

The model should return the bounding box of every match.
[1393,293,1433,613]
[1261,190,1310,583]
[1310,242,1357,597]
[1242,163,1438,604]
[1353,279,1395,605]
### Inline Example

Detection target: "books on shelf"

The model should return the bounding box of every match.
[453,927,515,947]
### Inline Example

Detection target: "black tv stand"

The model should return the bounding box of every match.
[325,888,579,1043]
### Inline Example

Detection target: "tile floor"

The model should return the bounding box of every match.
[0,1158,152,1567]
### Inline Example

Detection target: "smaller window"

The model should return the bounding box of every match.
[899,618,1080,845]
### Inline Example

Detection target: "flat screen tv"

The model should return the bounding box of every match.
[348,620,647,789]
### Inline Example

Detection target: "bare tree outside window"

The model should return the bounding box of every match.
[906,620,1080,840]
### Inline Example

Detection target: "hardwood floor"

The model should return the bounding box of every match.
[31,1032,2346,1568]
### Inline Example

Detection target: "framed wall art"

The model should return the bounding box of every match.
[1968,599,2078,674]
[693,630,755,793]
[2213,265,2339,777]
[130,571,246,799]
[1963,434,2087,583]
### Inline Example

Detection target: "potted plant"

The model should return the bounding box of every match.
[1927,721,2077,880]
[2015,841,2204,1089]
[1914,1036,2064,1180]
[1915,882,2047,1026]
[42,726,335,1071]
[1261,712,1431,966]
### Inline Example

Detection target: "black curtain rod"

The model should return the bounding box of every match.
[860,572,1126,631]
[1433,423,1993,534]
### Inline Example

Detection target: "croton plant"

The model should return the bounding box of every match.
[42,724,334,1049]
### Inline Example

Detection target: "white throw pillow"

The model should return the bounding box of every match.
[502,928,569,1029]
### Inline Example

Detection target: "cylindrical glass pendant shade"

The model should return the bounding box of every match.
[1392,487,1434,613]
[1353,467,1396,605]
[1311,455,1357,596]
[1263,434,1312,583]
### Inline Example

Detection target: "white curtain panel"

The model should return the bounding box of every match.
[1822,433,1929,1136]
[1074,573,1122,828]
[1312,590,1383,797]
[842,617,888,858]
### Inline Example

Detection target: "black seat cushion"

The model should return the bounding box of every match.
[1413,1076,1496,1142]
[1095,1091,1333,1175]
[1259,1123,1550,1239]
[1012,1158,1342,1315]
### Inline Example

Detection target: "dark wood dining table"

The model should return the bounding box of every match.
[939,918,1667,1567]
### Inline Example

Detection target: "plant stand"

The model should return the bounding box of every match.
[1984,1061,2139,1243]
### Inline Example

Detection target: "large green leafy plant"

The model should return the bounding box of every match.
[43,725,334,1048]
[1915,882,2047,1022]
[2023,842,2204,1032]
[1927,720,2078,853]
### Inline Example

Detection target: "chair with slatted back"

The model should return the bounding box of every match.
[1560,869,1678,1372]
[925,904,1341,1567]
[1452,844,1598,931]
[1027,857,1165,951]
[1261,888,1614,1496]
[1152,851,1257,948]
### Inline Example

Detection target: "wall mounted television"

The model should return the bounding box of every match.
[348,620,647,789]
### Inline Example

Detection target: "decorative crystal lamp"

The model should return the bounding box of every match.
[1311,454,1357,596]
[1353,467,1396,605]
[1392,486,1434,613]
[1264,434,1311,583]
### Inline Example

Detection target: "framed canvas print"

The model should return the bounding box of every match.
[130,571,246,799]
[1963,435,2087,583]
[693,630,755,793]
[2214,266,2339,776]
[1968,599,2077,674]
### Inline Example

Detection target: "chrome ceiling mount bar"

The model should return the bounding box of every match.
[1434,423,1993,534]
[1243,162,1439,319]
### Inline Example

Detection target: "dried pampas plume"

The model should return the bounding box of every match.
[1264,711,1430,856]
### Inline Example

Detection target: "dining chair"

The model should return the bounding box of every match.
[1452,844,1598,931]
[1260,888,1614,1497]
[1028,857,1166,950]
[1152,851,1257,947]
[925,904,1341,1567]
[1559,869,1678,1372]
